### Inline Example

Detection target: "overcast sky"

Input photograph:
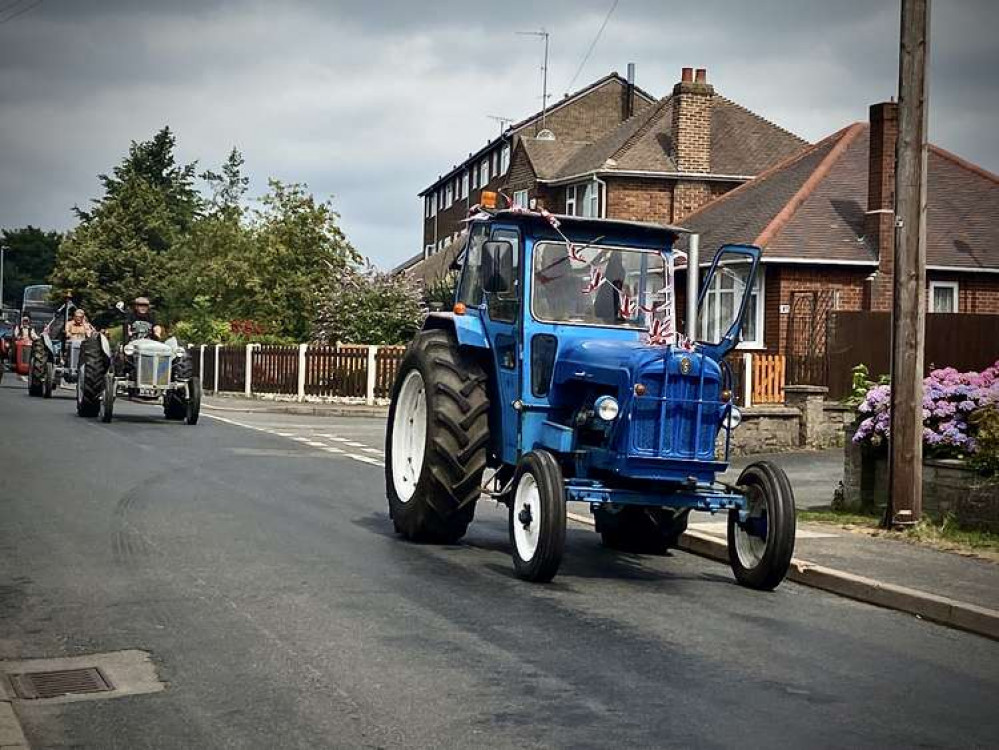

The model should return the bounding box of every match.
[1,0,996,268]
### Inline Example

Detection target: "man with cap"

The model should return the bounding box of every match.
[124,296,163,342]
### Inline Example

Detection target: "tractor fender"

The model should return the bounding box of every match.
[423,311,490,350]
[98,333,112,360]
[41,332,56,358]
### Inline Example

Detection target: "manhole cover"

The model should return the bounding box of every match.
[9,667,114,699]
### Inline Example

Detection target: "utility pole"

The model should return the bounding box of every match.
[887,0,931,528]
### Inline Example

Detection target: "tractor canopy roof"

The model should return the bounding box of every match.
[485,210,688,251]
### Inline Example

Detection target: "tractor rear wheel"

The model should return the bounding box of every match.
[727,461,796,591]
[385,329,489,544]
[185,377,202,425]
[28,339,47,397]
[509,450,566,582]
[164,356,192,419]
[77,338,108,417]
[596,507,689,554]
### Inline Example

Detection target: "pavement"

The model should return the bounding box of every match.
[1,379,999,749]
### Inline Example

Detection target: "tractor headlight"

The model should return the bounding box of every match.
[725,405,743,430]
[594,395,619,421]
[123,342,135,356]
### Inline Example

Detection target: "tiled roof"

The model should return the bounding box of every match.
[520,138,591,180]
[544,93,806,181]
[680,123,999,271]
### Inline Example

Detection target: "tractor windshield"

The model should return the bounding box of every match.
[531,242,667,328]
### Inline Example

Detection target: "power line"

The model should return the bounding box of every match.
[0,0,42,24]
[564,0,618,96]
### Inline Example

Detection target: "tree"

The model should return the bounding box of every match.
[50,127,201,317]
[0,226,61,308]
[313,262,425,345]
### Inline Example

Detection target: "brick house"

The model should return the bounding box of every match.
[412,69,658,265]
[679,101,999,357]
[401,67,809,285]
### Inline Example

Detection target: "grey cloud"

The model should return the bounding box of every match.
[1,0,997,269]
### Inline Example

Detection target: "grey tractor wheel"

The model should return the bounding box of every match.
[727,461,796,591]
[595,507,689,555]
[385,329,489,544]
[28,339,47,397]
[185,376,201,425]
[43,361,55,398]
[99,371,116,423]
[77,338,108,417]
[164,356,192,420]
[509,450,566,583]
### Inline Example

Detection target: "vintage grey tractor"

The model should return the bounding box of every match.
[76,306,201,424]
[385,202,796,589]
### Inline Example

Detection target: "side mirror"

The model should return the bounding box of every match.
[482,240,514,294]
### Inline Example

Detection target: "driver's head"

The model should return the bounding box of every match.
[133,296,151,315]
[21,315,30,326]
[73,309,85,323]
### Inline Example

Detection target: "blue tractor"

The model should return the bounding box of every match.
[385,204,795,589]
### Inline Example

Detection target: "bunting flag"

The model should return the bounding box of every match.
[645,318,673,346]
[676,333,696,351]
[618,291,636,319]
[567,242,586,263]
[582,266,605,294]
[539,208,561,229]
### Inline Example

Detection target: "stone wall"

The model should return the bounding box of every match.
[723,406,801,457]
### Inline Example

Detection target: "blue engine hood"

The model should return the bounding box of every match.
[550,339,712,403]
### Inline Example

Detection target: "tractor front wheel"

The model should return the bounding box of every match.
[385,330,489,544]
[509,450,566,583]
[99,371,116,423]
[185,377,202,425]
[727,461,796,591]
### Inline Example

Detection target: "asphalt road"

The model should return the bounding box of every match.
[1,379,997,750]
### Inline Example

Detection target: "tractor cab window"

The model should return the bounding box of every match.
[458,225,520,322]
[532,242,665,329]
[484,228,520,323]
[697,250,756,346]
[456,224,490,308]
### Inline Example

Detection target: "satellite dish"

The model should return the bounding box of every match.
[536,129,556,141]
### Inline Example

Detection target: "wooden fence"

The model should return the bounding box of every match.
[751,354,786,404]
[826,312,999,399]
[252,345,299,394]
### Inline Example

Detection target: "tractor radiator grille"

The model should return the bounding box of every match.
[137,354,171,387]
[632,368,722,460]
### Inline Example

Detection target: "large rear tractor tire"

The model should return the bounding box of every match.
[28,339,47,397]
[595,507,689,555]
[385,330,489,544]
[727,461,796,591]
[77,338,108,417]
[509,450,566,583]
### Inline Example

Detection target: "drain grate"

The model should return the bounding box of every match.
[9,667,114,699]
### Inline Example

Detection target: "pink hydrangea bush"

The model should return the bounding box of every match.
[853,360,999,457]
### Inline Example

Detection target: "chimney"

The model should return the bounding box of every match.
[866,101,898,306]
[623,62,636,119]
[671,66,714,173]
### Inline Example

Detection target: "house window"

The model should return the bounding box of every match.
[424,243,433,258]
[492,151,499,176]
[513,189,529,208]
[565,182,600,218]
[929,281,959,313]
[501,143,511,174]
[425,196,433,218]
[480,158,490,186]
[700,267,764,349]
[438,189,444,211]
[461,171,469,199]
[445,183,453,207]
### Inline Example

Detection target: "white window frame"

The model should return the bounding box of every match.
[501,143,511,174]
[565,181,600,218]
[461,171,469,199]
[445,182,453,207]
[480,158,490,186]
[565,185,577,216]
[929,280,959,313]
[424,243,433,258]
[699,268,765,349]
[492,150,499,175]
[513,189,529,208]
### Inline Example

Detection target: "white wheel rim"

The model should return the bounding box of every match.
[734,488,768,569]
[77,364,84,404]
[391,369,427,503]
[513,472,542,561]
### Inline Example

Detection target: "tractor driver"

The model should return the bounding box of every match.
[65,309,93,341]
[14,315,38,342]
[124,297,163,341]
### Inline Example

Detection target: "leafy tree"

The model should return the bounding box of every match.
[313,262,426,345]
[0,226,61,309]
[50,127,201,316]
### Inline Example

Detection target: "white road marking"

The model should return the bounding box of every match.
[362,447,384,455]
[203,413,385,467]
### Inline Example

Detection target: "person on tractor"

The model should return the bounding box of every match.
[65,308,93,341]
[14,315,38,343]
[124,297,163,342]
